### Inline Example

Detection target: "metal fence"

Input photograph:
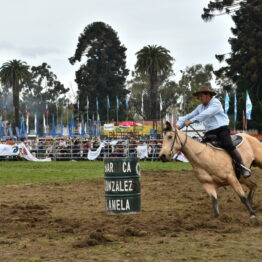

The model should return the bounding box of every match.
[0,138,163,161]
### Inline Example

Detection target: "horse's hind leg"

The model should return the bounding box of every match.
[229,176,256,218]
[202,183,219,218]
[240,177,257,204]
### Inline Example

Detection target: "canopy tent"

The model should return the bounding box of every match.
[119,121,143,128]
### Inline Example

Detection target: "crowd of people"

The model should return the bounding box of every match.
[0,137,163,161]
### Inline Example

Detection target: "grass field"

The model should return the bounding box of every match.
[0,160,191,184]
[0,160,262,261]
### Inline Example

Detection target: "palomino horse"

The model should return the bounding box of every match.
[159,121,262,218]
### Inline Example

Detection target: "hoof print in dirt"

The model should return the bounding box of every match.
[72,230,117,248]
[124,227,147,237]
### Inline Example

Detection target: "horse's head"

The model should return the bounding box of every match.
[159,121,181,162]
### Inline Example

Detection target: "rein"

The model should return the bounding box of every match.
[189,125,204,140]
[170,127,189,156]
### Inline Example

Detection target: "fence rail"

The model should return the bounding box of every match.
[0,139,163,161]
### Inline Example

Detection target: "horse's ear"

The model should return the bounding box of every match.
[163,121,172,132]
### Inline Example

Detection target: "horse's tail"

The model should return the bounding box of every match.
[244,134,262,169]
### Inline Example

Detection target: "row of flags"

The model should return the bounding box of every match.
[2,92,166,124]
[141,92,163,115]
[0,115,101,138]
[224,91,252,120]
[1,95,129,118]
[96,96,129,110]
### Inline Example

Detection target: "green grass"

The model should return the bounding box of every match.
[0,161,191,185]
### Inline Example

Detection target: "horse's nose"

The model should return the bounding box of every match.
[160,154,167,162]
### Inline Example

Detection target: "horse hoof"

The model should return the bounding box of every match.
[250,215,256,219]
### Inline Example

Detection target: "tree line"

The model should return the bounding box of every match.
[0,0,261,132]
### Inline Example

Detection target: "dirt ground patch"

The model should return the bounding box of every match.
[0,168,262,262]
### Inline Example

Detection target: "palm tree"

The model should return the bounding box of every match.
[135,45,173,121]
[0,60,31,127]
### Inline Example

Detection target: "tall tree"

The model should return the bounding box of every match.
[22,63,69,111]
[202,0,262,131]
[135,45,173,121]
[0,60,31,127]
[127,73,181,120]
[21,63,69,133]
[69,21,129,121]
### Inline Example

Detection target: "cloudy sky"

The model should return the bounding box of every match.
[0,0,233,99]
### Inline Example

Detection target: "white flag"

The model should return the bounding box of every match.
[43,114,46,134]
[26,113,29,134]
[246,91,252,120]
[141,91,144,116]
[86,96,89,110]
[160,93,163,111]
[34,113,38,136]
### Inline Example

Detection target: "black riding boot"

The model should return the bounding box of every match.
[229,149,251,178]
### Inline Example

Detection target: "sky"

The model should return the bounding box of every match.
[0,0,234,100]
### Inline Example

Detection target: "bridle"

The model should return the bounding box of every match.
[165,127,189,157]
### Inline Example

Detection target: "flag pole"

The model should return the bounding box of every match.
[234,92,236,131]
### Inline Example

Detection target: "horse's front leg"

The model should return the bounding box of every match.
[202,183,219,218]
[229,176,256,218]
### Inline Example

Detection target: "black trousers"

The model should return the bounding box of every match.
[205,126,235,152]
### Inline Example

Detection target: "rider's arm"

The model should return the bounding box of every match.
[191,99,222,123]
[176,106,200,128]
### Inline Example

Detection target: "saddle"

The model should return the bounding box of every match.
[202,134,243,150]
[202,134,244,180]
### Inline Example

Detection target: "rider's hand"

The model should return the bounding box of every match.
[176,125,181,130]
[184,120,192,127]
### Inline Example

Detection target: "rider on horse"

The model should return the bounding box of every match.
[176,86,251,178]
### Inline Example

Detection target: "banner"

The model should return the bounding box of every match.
[137,145,148,159]
[87,142,105,160]
[173,152,189,162]
[0,144,19,156]
[0,143,51,161]
[19,143,51,162]
[104,123,115,131]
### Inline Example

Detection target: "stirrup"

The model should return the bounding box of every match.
[240,164,251,178]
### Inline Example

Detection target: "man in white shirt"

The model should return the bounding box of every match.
[176,86,251,178]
